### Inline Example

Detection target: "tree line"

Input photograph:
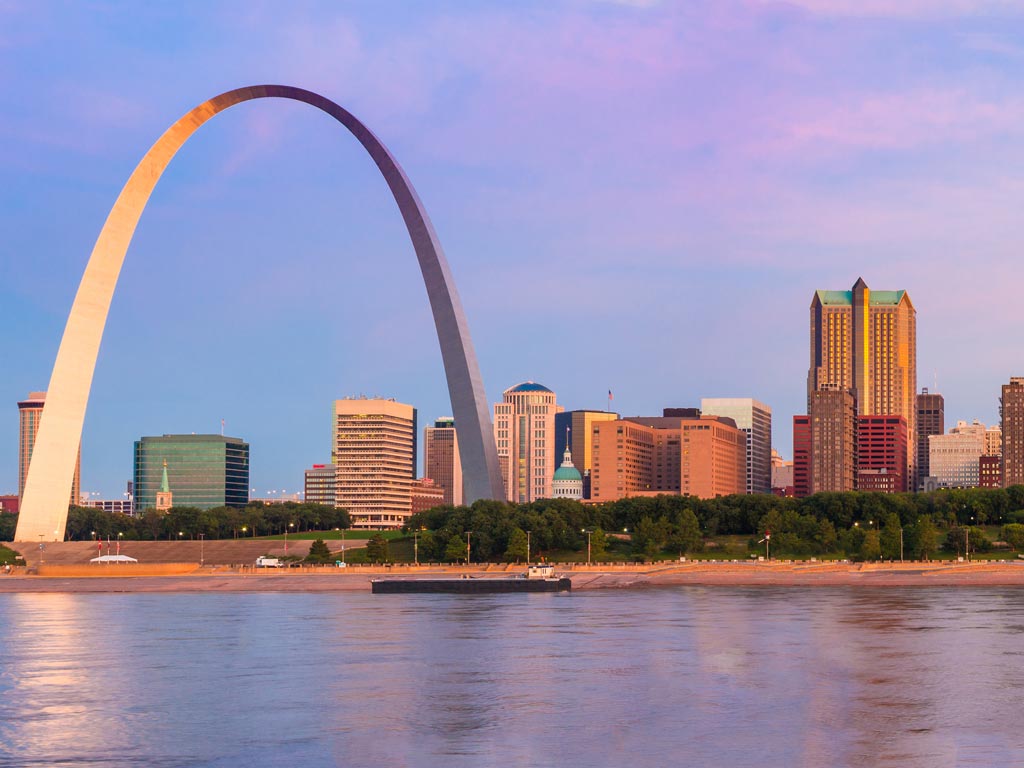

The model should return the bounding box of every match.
[4,487,1024,562]
[0,502,350,542]
[402,487,1024,562]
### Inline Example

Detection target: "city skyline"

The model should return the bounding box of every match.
[4,2,1024,497]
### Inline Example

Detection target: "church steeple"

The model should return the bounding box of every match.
[155,459,173,512]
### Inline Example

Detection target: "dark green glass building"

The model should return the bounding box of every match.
[133,435,249,511]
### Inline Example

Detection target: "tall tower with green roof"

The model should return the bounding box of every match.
[808,278,917,487]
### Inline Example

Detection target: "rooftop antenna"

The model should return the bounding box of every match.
[220,418,225,437]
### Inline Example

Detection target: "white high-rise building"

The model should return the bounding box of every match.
[928,419,988,489]
[493,382,561,503]
[700,398,772,494]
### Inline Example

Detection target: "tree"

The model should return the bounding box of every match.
[1001,523,1024,551]
[912,517,938,560]
[366,534,389,564]
[860,530,881,561]
[305,538,333,564]
[590,526,608,560]
[879,514,902,560]
[670,511,702,555]
[504,527,528,563]
[443,534,467,563]
[0,514,16,542]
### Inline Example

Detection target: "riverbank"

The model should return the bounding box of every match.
[2,560,1024,592]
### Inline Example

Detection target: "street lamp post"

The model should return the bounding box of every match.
[526,530,531,566]
[199,533,205,566]
[900,527,904,563]
[466,531,471,564]
[414,530,419,566]
[285,522,294,555]
[582,528,592,565]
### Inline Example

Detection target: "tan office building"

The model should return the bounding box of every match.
[809,278,916,484]
[493,382,560,503]
[424,417,462,506]
[589,414,745,501]
[332,397,416,529]
[1002,378,1024,487]
[18,391,80,507]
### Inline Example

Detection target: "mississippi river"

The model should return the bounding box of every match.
[0,587,1021,767]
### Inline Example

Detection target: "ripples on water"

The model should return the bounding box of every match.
[0,588,1022,767]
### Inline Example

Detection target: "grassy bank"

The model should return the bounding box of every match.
[0,545,25,565]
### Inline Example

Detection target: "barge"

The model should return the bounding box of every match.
[371,565,571,594]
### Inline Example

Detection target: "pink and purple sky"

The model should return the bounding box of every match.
[3,0,1024,497]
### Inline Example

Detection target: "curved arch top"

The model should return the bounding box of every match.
[16,85,504,542]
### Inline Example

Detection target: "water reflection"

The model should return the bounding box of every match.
[0,588,1022,767]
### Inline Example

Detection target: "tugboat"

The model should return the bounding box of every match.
[371,564,571,594]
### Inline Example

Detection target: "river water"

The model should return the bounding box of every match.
[0,587,1021,767]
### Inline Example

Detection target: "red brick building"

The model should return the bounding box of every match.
[979,455,1003,488]
[856,415,908,493]
[410,478,446,516]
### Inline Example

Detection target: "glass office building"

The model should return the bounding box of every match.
[133,434,249,512]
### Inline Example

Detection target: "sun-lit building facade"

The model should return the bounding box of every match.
[332,397,416,529]
[808,279,916,484]
[493,382,560,503]
[700,398,772,495]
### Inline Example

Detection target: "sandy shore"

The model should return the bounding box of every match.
[2,561,1024,592]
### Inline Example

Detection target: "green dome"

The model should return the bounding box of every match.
[507,381,553,393]
[553,465,582,482]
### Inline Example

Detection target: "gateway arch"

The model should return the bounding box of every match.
[15,84,504,542]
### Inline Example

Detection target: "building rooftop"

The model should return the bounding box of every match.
[815,289,907,306]
[553,464,583,482]
[506,381,553,393]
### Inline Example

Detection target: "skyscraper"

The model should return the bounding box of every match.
[18,391,80,507]
[553,409,619,498]
[1001,378,1024,487]
[133,434,249,510]
[916,388,944,489]
[493,382,560,503]
[332,397,417,529]
[424,417,462,506]
[793,416,811,498]
[700,398,772,494]
[808,278,917,482]
[809,388,856,493]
